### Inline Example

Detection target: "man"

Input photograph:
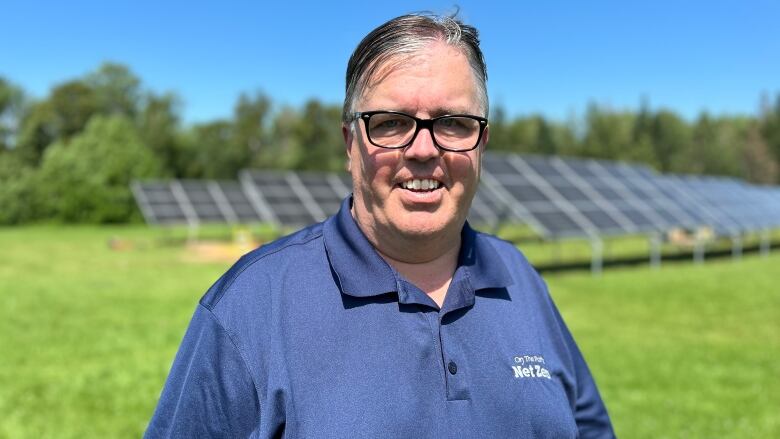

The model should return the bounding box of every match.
[145,13,615,438]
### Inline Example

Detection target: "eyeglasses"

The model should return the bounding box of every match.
[353,111,488,152]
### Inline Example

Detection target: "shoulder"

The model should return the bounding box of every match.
[477,232,540,278]
[199,222,326,311]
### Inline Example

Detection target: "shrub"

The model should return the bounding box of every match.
[36,115,160,223]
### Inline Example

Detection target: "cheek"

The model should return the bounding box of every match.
[351,148,402,209]
[359,149,401,189]
[446,153,480,190]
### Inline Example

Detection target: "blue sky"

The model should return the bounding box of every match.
[2,1,778,124]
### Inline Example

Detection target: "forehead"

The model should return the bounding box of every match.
[359,42,481,115]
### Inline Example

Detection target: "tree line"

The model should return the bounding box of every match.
[0,63,779,224]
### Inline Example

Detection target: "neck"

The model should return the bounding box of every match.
[377,244,459,307]
[352,207,461,307]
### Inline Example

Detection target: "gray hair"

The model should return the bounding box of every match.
[342,13,488,122]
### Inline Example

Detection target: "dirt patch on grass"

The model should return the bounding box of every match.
[182,240,261,263]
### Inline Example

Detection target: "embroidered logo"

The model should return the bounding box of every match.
[511,355,551,380]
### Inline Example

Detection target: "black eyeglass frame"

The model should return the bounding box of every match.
[353,110,488,152]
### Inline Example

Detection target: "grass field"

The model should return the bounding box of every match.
[1,225,778,438]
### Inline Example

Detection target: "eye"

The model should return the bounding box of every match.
[437,117,470,131]
[378,119,400,128]
[369,114,413,133]
[439,118,456,127]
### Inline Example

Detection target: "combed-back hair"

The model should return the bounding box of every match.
[342,12,488,122]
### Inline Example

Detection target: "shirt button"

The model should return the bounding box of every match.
[448,361,458,375]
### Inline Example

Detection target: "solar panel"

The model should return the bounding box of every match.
[608,164,703,231]
[656,176,741,234]
[178,180,228,223]
[759,187,780,227]
[482,154,574,237]
[131,181,191,225]
[131,153,780,243]
[217,181,265,223]
[295,172,351,217]
[240,171,319,227]
[478,170,541,232]
[469,184,511,227]
[131,180,268,226]
[485,155,594,237]
[673,176,779,232]
[483,154,646,237]
[533,211,583,236]
[578,161,669,232]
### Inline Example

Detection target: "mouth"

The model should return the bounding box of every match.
[398,178,442,192]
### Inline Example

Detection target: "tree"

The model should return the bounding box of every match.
[759,93,780,167]
[486,104,510,151]
[650,110,690,172]
[581,104,635,161]
[0,153,40,224]
[15,80,99,165]
[85,62,141,117]
[137,92,181,175]
[676,113,742,177]
[233,92,271,167]
[37,115,160,222]
[291,99,344,171]
[267,106,304,169]
[15,101,57,165]
[743,123,779,184]
[0,77,26,151]
[177,120,241,178]
[533,116,557,155]
[502,117,539,153]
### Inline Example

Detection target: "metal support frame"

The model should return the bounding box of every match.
[590,238,604,275]
[617,165,700,230]
[552,158,637,235]
[170,180,200,243]
[207,181,239,224]
[286,172,327,222]
[693,236,706,265]
[238,171,279,225]
[479,166,544,235]
[130,181,157,225]
[327,174,352,198]
[649,233,662,269]
[759,229,772,256]
[508,155,600,237]
[731,234,743,260]
[588,161,670,234]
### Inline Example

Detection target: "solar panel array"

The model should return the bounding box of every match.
[131,180,264,225]
[132,153,780,240]
[238,170,351,227]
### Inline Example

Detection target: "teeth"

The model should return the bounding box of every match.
[402,179,440,190]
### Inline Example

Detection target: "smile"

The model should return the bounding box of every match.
[400,178,441,191]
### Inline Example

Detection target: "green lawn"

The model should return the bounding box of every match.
[1,226,778,438]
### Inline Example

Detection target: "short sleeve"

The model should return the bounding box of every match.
[552,304,616,439]
[144,304,260,438]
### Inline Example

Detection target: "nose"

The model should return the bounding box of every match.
[403,125,440,162]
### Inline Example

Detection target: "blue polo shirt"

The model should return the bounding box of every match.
[145,197,615,438]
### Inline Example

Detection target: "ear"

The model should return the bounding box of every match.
[481,125,490,150]
[342,123,354,171]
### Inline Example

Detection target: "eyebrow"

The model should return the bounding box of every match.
[385,107,477,117]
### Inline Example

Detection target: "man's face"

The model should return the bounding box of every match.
[344,41,487,247]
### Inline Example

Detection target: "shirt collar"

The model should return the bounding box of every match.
[323,197,398,297]
[323,196,514,302]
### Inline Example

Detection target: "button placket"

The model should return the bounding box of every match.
[448,361,458,375]
[439,314,470,401]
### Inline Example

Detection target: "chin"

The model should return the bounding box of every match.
[392,213,457,238]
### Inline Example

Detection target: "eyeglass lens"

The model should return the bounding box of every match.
[367,113,481,150]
